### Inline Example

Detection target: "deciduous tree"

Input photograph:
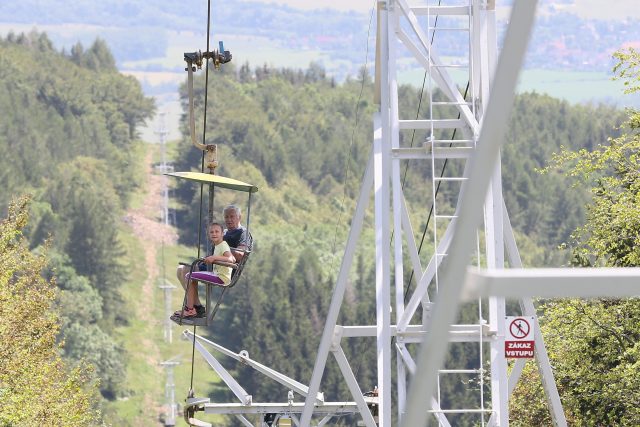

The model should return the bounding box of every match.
[0,196,100,425]
[512,48,640,426]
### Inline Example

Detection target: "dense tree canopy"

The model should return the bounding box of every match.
[0,197,100,425]
[0,31,153,404]
[0,31,154,211]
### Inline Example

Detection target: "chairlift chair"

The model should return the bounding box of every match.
[167,171,258,327]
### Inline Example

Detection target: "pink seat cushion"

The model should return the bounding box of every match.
[187,271,225,285]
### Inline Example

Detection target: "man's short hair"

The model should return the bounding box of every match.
[223,204,241,217]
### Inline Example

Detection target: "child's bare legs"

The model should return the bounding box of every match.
[185,280,202,308]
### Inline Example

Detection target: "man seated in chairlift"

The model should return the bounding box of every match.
[174,222,235,318]
[222,204,248,261]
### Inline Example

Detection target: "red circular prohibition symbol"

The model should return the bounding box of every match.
[509,318,530,339]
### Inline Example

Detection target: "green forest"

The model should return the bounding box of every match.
[1,30,640,426]
[0,31,154,425]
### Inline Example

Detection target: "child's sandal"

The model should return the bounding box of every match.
[173,307,197,317]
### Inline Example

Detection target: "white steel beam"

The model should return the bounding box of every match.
[507,360,526,396]
[394,0,479,133]
[388,4,407,418]
[317,415,331,427]
[375,10,393,417]
[203,402,359,414]
[185,331,323,402]
[188,334,252,404]
[331,345,378,427]
[395,27,478,134]
[400,2,538,426]
[396,342,416,374]
[340,324,492,344]
[400,192,424,292]
[411,5,470,16]
[392,146,473,160]
[486,171,507,424]
[234,415,254,427]
[398,221,454,330]
[463,267,640,300]
[300,149,375,425]
[398,118,467,130]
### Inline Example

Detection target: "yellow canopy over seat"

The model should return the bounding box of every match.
[166,171,258,193]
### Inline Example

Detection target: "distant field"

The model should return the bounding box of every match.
[397,68,640,108]
[3,21,637,109]
[517,69,639,107]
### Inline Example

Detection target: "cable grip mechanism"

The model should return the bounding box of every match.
[184,41,232,71]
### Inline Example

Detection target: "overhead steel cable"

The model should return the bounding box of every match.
[398,1,475,303]
[190,0,214,393]
[403,82,471,303]
[325,3,376,418]
[329,1,377,266]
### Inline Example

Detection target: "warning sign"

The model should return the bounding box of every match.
[505,316,535,358]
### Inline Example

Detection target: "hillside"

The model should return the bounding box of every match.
[171,63,626,259]
[0,31,156,420]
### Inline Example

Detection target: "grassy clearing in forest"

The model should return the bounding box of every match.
[103,143,227,426]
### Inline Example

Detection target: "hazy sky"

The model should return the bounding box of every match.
[240,0,637,20]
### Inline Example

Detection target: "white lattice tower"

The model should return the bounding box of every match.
[301,1,565,426]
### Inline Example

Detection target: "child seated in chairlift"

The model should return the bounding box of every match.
[174,222,235,318]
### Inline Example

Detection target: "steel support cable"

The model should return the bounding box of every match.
[190,0,214,393]
[403,82,469,303]
[323,3,376,418]
[329,1,376,263]
[387,1,442,276]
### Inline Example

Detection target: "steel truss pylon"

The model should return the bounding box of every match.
[176,1,640,426]
[302,1,564,426]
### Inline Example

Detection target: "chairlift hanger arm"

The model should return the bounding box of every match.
[184,41,232,155]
